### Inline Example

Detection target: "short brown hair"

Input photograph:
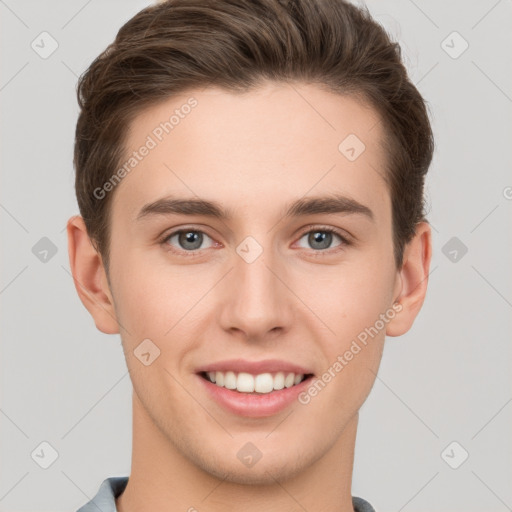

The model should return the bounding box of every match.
[74,0,434,275]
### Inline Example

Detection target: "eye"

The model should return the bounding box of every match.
[159,226,351,258]
[296,226,350,252]
[162,229,215,254]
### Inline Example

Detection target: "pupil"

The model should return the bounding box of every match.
[310,231,331,250]
[181,231,202,250]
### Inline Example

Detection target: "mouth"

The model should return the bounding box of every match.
[198,370,315,395]
[194,359,316,417]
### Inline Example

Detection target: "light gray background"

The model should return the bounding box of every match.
[1,1,511,511]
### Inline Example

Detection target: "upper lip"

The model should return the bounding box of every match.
[196,359,314,376]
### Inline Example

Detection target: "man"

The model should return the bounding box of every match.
[68,0,434,510]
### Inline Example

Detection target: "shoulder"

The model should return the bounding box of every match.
[75,476,129,512]
[352,495,377,512]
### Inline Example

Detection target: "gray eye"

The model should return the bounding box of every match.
[297,230,342,251]
[166,230,213,251]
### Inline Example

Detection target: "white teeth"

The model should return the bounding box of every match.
[254,373,274,393]
[237,372,255,392]
[204,370,306,394]
[284,372,295,388]
[224,371,237,389]
[273,371,285,390]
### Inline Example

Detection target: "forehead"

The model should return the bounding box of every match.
[112,81,389,223]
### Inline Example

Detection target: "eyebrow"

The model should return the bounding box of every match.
[136,194,374,222]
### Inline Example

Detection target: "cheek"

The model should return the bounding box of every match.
[316,259,395,341]
[109,249,178,340]
[110,250,214,359]
[298,263,392,421]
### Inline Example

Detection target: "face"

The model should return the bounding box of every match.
[102,82,402,484]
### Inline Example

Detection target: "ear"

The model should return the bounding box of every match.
[66,215,119,334]
[386,222,432,337]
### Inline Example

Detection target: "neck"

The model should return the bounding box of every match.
[116,390,358,512]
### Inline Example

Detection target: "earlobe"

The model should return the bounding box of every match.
[386,222,432,337]
[66,215,120,334]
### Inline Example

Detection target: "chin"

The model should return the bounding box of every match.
[196,446,308,486]
[205,463,297,486]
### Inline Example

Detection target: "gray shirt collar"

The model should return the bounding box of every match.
[76,476,376,512]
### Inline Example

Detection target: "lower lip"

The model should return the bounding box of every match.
[197,374,314,418]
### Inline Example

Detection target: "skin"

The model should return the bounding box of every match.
[67,81,431,512]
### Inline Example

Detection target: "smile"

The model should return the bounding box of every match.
[200,370,311,394]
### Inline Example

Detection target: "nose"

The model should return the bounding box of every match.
[218,241,294,342]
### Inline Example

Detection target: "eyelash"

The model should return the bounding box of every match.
[159,225,352,258]
[295,226,352,257]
